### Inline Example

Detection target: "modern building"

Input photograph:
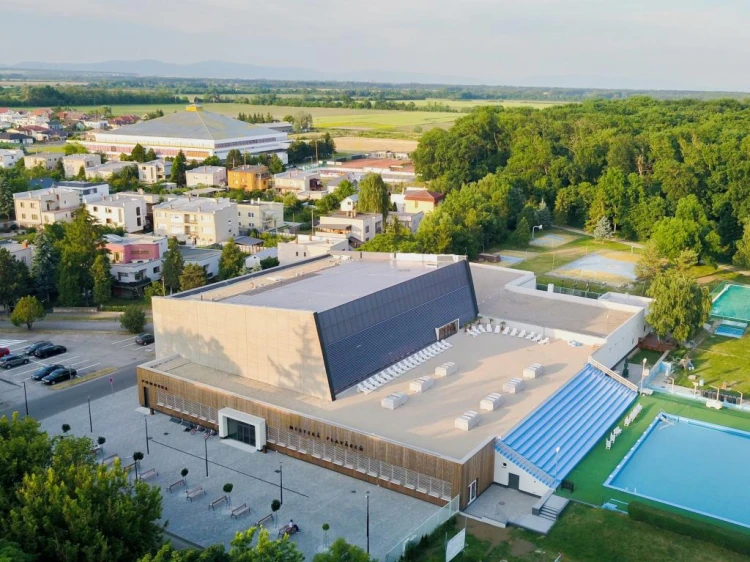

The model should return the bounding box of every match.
[391,211,424,233]
[0,148,23,168]
[85,161,138,180]
[233,236,264,254]
[273,169,322,194]
[117,190,164,230]
[105,233,167,296]
[138,254,648,513]
[322,159,416,184]
[228,165,271,191]
[236,200,284,234]
[186,165,227,188]
[138,160,172,185]
[63,153,101,178]
[153,196,237,245]
[23,152,62,170]
[13,187,80,228]
[86,194,147,233]
[77,105,289,161]
[318,212,383,246]
[55,181,110,203]
[178,246,221,279]
[277,234,350,265]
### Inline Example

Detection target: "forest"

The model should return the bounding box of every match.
[364,97,750,265]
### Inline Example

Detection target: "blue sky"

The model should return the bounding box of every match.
[4,0,750,90]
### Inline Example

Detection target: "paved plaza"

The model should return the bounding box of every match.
[40,389,440,560]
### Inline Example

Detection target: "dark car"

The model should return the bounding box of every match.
[135,333,155,346]
[0,347,9,358]
[31,364,64,381]
[24,341,52,356]
[35,344,67,359]
[42,367,77,385]
[1,355,30,369]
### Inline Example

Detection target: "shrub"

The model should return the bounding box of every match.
[119,305,146,334]
[628,501,750,555]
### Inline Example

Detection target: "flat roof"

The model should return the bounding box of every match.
[153,197,234,213]
[470,264,633,338]
[147,331,592,460]
[179,247,221,260]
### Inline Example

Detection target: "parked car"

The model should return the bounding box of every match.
[42,367,77,385]
[35,344,67,359]
[135,333,155,346]
[24,341,52,356]
[1,355,30,369]
[0,347,9,358]
[31,364,64,381]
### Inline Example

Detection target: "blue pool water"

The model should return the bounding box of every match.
[715,324,745,338]
[605,414,750,528]
[711,284,750,323]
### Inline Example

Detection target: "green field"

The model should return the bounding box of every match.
[395,98,569,110]
[683,333,750,394]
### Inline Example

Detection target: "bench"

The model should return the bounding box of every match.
[140,468,158,481]
[168,478,185,493]
[256,513,274,528]
[101,454,119,466]
[208,495,228,510]
[231,503,250,519]
[123,462,136,474]
[186,486,205,502]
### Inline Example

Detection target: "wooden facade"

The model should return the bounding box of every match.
[138,366,495,509]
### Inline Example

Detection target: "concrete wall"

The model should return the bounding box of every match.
[591,307,648,369]
[493,452,550,497]
[152,297,331,400]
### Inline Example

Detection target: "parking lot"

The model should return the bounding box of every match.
[0,331,155,403]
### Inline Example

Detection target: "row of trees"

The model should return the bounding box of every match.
[0,85,188,107]
[288,134,336,164]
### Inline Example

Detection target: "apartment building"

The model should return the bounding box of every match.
[138,160,172,185]
[55,181,110,203]
[23,152,63,170]
[0,148,24,168]
[86,194,147,233]
[13,187,81,228]
[153,197,237,245]
[85,161,137,180]
[62,153,101,178]
[228,165,271,191]
[236,199,284,234]
[186,165,227,187]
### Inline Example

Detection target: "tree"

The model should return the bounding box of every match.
[144,281,166,303]
[0,413,53,509]
[63,142,88,156]
[0,177,14,220]
[61,423,71,435]
[537,199,552,230]
[162,237,184,293]
[293,111,312,133]
[268,154,284,174]
[130,143,147,163]
[635,240,666,286]
[56,207,102,306]
[357,173,390,219]
[282,192,298,210]
[646,270,712,342]
[10,296,45,330]
[260,256,279,270]
[120,305,147,334]
[593,215,612,241]
[512,216,531,247]
[313,538,374,562]
[180,468,189,488]
[674,248,699,272]
[0,248,30,310]
[170,150,187,186]
[225,149,243,169]
[179,263,207,290]
[92,253,112,306]
[321,523,330,548]
[145,148,157,162]
[219,238,246,280]
[31,229,60,302]
[733,222,750,269]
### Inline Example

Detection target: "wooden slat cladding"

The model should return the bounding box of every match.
[138,367,487,506]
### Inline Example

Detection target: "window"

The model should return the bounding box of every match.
[136,207,141,216]
[21,213,26,219]
[153,266,161,274]
[19,202,24,208]
[248,212,254,217]
[31,214,38,220]
[365,225,370,233]
[93,206,98,212]
[137,217,142,227]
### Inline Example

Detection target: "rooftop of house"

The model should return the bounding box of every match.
[188,166,226,174]
[231,165,269,174]
[233,236,264,246]
[404,189,445,203]
[178,247,222,261]
[274,169,320,180]
[13,186,76,200]
[104,233,166,246]
[89,194,144,208]
[56,181,109,190]
[102,108,283,142]
[153,197,235,213]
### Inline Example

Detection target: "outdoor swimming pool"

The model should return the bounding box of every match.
[605,413,750,528]
[711,283,750,323]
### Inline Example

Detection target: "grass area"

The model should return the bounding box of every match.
[558,392,750,531]
[393,98,570,110]
[25,143,67,153]
[628,348,664,366]
[51,367,116,390]
[413,509,745,562]
[686,333,750,394]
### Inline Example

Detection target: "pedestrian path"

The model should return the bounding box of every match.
[0,339,26,349]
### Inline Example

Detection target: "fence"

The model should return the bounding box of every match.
[535,284,604,300]
[383,495,460,562]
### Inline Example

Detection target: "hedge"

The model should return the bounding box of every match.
[628,501,750,555]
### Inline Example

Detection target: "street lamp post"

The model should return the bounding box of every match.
[531,224,544,240]
[144,416,150,455]
[88,396,93,432]
[204,437,209,477]
[275,463,283,506]
[366,491,370,555]
[641,358,647,393]
[22,381,28,417]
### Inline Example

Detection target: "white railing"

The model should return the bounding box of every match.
[588,357,638,392]
[384,495,460,562]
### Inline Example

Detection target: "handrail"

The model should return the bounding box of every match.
[494,440,556,487]
[588,357,638,392]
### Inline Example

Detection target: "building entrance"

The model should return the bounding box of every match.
[235,421,256,447]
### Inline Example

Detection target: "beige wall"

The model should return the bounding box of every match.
[152,297,332,400]
[405,199,437,214]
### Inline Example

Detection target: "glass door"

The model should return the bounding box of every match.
[236,421,256,447]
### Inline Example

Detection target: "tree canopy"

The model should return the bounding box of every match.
[357,173,390,219]
[646,269,712,342]
[219,238,246,280]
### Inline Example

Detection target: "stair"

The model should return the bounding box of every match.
[538,505,559,521]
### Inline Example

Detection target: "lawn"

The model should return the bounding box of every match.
[393,98,570,110]
[557,392,750,532]
[685,333,750,394]
[628,348,663,366]
[25,143,67,153]
[412,508,746,562]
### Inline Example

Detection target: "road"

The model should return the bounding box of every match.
[0,358,139,420]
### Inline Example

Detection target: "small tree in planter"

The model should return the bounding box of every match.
[133,451,144,481]
[271,499,281,526]
[61,424,71,436]
[181,467,189,488]
[223,483,234,508]
[322,523,330,548]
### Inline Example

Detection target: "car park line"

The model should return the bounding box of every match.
[0,339,26,348]
[113,336,137,344]
[77,362,101,373]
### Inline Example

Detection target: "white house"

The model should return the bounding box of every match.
[86,194,147,233]
[138,160,172,185]
[186,165,227,187]
[13,187,81,228]
[153,197,237,245]
[63,154,102,178]
[55,181,110,203]
[0,149,24,168]
[236,200,284,234]
[85,161,137,180]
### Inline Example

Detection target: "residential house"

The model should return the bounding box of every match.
[0,133,33,145]
[105,233,167,296]
[0,148,24,168]
[117,190,164,230]
[273,169,322,194]
[236,200,284,234]
[186,165,227,187]
[340,194,358,213]
[245,247,278,270]
[23,153,62,170]
[83,119,109,129]
[63,153,102,178]
[0,240,33,267]
[153,196,237,245]
[318,211,383,246]
[13,187,81,228]
[85,161,137,180]
[138,159,172,185]
[55,181,110,203]
[401,188,444,214]
[86,194,147,233]
[228,165,271,191]
[391,211,424,233]
[179,247,221,279]
[277,234,350,265]
[233,236,264,254]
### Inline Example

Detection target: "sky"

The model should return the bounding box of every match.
[4,0,750,91]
